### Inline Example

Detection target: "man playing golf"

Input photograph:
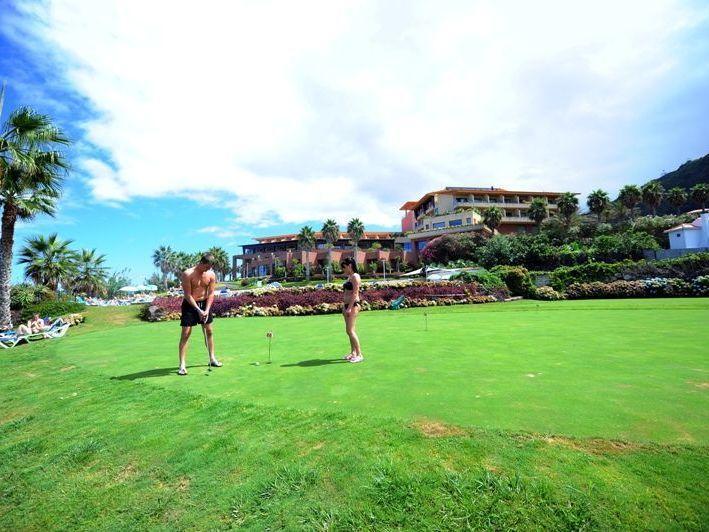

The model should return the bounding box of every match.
[177,253,222,376]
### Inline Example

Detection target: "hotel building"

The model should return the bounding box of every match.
[232,186,574,276]
[398,187,569,262]
[233,231,413,278]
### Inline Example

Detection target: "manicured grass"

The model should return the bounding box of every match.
[1,299,707,529]
[57,299,708,443]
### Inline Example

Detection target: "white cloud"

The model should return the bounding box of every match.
[8,0,709,225]
[196,226,238,239]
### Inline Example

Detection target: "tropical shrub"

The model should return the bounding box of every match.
[420,233,485,264]
[589,232,659,262]
[549,262,630,290]
[490,266,536,297]
[20,299,86,322]
[450,270,506,291]
[631,214,695,244]
[10,283,53,311]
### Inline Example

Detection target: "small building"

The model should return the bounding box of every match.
[664,212,709,250]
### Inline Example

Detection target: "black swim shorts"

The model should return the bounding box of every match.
[180,299,214,327]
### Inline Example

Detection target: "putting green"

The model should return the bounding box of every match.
[52,298,709,444]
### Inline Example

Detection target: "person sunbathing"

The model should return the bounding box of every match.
[16,314,47,336]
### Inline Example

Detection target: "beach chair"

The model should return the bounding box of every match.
[43,322,70,339]
[389,295,406,310]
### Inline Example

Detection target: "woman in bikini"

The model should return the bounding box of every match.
[340,257,363,363]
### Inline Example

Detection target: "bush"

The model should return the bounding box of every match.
[490,265,536,297]
[20,299,86,322]
[565,277,706,299]
[549,262,629,290]
[589,232,659,262]
[632,214,695,245]
[621,252,709,280]
[548,252,709,290]
[451,270,506,291]
[10,284,53,311]
[421,233,485,264]
[533,286,565,300]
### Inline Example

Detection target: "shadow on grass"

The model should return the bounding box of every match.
[280,358,347,368]
[111,365,208,380]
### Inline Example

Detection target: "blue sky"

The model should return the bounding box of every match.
[2,0,709,284]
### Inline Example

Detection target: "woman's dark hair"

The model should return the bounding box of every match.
[340,257,358,273]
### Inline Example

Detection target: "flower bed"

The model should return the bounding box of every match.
[565,276,709,300]
[142,281,507,321]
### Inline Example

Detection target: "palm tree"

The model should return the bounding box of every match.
[0,100,69,328]
[587,189,610,222]
[556,192,579,226]
[666,187,687,214]
[346,218,365,264]
[169,251,193,277]
[527,197,548,227]
[482,206,503,234]
[641,182,664,215]
[152,245,174,290]
[206,246,230,280]
[321,219,339,280]
[72,248,109,296]
[17,233,77,291]
[297,226,316,280]
[617,185,642,220]
[691,183,709,212]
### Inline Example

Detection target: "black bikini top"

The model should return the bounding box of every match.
[343,279,353,290]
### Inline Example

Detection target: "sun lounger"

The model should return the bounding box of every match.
[0,319,71,348]
[390,295,406,310]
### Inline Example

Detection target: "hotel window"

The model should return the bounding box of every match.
[449,219,462,227]
[403,242,413,251]
[466,217,472,224]
[432,222,446,229]
[456,197,469,203]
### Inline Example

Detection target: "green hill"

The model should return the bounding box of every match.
[645,153,709,214]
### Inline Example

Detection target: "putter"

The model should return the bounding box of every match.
[201,318,211,375]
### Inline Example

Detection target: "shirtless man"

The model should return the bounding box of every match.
[177,253,222,376]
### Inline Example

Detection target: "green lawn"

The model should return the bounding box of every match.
[1,299,708,529]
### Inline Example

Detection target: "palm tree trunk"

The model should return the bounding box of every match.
[0,203,17,329]
[327,248,332,282]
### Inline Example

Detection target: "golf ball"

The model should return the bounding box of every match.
[254,362,260,366]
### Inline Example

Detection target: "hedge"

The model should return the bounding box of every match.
[549,252,709,291]
[143,281,509,321]
[20,300,86,322]
[565,276,709,299]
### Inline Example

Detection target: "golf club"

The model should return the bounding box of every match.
[201,317,211,375]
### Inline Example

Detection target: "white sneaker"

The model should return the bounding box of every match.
[349,355,364,363]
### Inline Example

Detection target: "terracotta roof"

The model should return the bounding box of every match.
[252,231,394,244]
[400,187,573,211]
[663,223,700,233]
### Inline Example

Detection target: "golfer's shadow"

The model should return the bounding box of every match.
[111,366,207,380]
[280,358,346,368]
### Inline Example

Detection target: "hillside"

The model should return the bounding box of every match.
[645,153,709,214]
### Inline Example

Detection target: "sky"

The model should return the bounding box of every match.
[1,0,709,283]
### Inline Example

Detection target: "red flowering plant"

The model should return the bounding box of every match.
[144,281,507,321]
